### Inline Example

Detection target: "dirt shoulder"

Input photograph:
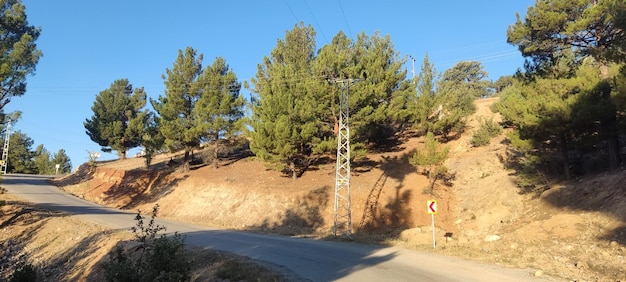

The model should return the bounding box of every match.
[0,193,287,281]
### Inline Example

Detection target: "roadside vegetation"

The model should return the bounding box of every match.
[1,0,625,280]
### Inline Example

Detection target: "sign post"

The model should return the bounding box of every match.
[427,200,437,248]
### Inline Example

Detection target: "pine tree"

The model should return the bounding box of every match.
[84,79,148,159]
[507,0,626,167]
[410,54,439,134]
[51,148,72,174]
[192,57,245,168]
[249,23,322,179]
[33,144,52,174]
[6,131,35,173]
[0,0,42,110]
[429,61,486,139]
[349,31,412,146]
[151,47,205,172]
[140,112,164,169]
[409,131,449,194]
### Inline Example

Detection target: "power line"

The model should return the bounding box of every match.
[337,0,353,38]
[303,0,328,44]
[283,0,300,23]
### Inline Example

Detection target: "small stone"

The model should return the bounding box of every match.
[534,270,543,277]
[454,219,463,225]
[484,235,501,242]
[609,241,618,248]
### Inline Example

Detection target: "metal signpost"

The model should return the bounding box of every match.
[427,199,438,248]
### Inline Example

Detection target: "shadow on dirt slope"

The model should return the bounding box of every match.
[356,152,416,238]
[0,201,65,229]
[250,186,329,236]
[541,170,626,246]
[108,168,187,210]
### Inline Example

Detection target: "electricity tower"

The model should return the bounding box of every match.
[1,119,11,174]
[331,78,361,237]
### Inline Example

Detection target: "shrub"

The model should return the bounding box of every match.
[103,204,191,282]
[471,118,502,147]
[9,263,38,282]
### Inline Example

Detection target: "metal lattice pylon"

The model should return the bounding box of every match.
[332,79,361,237]
[1,119,11,174]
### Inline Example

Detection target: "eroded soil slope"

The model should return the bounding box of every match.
[55,98,626,281]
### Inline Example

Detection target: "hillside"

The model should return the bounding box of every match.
[54,97,626,281]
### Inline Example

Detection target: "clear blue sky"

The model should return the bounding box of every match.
[6,0,534,170]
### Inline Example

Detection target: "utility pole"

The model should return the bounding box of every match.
[330,78,361,237]
[1,118,11,174]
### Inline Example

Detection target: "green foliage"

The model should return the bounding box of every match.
[51,149,72,174]
[6,130,36,173]
[347,31,413,145]
[84,79,148,159]
[503,131,550,195]
[86,150,100,168]
[31,145,72,175]
[103,204,191,282]
[249,23,324,179]
[215,258,283,281]
[9,262,38,282]
[192,57,245,168]
[33,144,52,174]
[470,118,502,147]
[425,61,483,138]
[507,0,623,78]
[409,132,450,193]
[249,26,413,178]
[140,113,164,169]
[0,0,42,111]
[409,54,439,134]
[494,75,515,94]
[151,48,243,172]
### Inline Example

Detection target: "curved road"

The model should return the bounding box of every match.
[2,174,559,282]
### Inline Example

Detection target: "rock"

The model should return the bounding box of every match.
[454,219,463,225]
[534,270,543,277]
[484,235,501,242]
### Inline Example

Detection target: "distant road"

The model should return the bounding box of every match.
[2,174,560,282]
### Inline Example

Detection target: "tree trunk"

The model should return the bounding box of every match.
[427,167,436,194]
[119,151,127,160]
[213,142,219,169]
[603,122,621,170]
[290,161,297,181]
[559,131,571,181]
[182,150,190,172]
[597,62,621,169]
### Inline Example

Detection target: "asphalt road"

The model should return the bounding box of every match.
[2,174,560,282]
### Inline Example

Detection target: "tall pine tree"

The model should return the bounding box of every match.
[0,0,42,110]
[52,148,72,174]
[249,23,322,179]
[84,79,148,159]
[507,0,626,168]
[151,47,205,172]
[33,144,52,174]
[192,57,245,168]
